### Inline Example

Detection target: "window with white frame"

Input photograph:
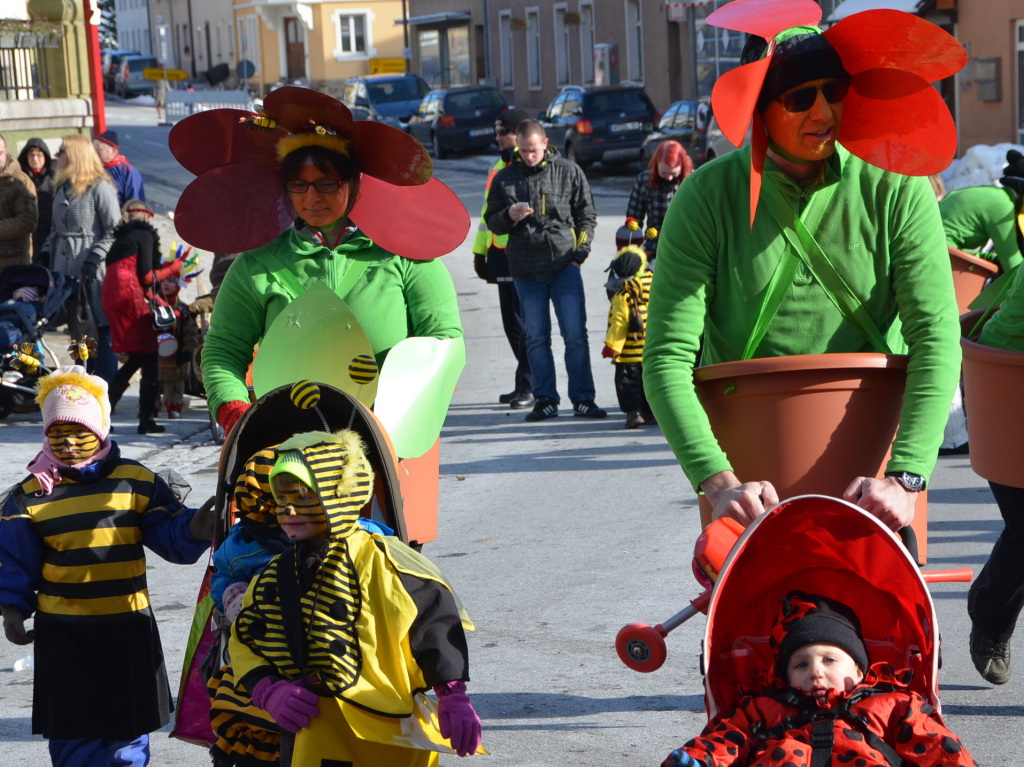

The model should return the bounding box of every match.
[332,10,373,60]
[554,4,570,86]
[625,0,643,82]
[237,15,261,75]
[579,2,595,84]
[526,7,541,90]
[499,11,513,89]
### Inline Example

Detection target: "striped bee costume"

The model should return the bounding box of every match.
[229,430,476,765]
[0,368,211,748]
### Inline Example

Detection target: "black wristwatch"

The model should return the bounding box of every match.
[885,471,927,493]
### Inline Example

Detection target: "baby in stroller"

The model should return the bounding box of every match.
[662,590,977,767]
[0,264,59,350]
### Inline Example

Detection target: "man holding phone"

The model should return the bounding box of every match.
[484,120,604,422]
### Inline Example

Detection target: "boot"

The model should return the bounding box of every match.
[138,419,166,434]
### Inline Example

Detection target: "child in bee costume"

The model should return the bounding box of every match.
[0,365,214,767]
[602,244,655,429]
[229,430,484,766]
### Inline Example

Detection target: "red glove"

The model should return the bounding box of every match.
[217,400,252,435]
[601,344,617,359]
[434,680,482,757]
[251,676,320,733]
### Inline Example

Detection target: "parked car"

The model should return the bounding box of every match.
[341,73,430,130]
[640,98,710,165]
[538,84,659,169]
[116,54,158,98]
[407,86,509,159]
[102,49,140,93]
[702,112,750,164]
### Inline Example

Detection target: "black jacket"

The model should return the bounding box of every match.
[18,138,56,259]
[484,148,597,282]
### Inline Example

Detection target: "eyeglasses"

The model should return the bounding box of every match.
[495,126,511,137]
[287,179,343,194]
[776,78,850,114]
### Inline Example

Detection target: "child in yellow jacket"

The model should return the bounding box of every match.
[602,245,654,429]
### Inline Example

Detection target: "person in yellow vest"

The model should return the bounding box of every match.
[472,107,534,409]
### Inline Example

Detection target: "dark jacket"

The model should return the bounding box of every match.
[0,152,37,268]
[17,138,56,259]
[484,147,597,282]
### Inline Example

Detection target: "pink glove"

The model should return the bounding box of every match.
[433,680,482,757]
[250,676,321,733]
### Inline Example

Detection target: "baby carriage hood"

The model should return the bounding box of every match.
[702,495,940,720]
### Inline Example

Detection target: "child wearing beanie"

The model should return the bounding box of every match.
[601,244,654,429]
[0,365,215,767]
[227,429,483,765]
[662,591,977,767]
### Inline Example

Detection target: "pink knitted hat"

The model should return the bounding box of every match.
[36,365,111,439]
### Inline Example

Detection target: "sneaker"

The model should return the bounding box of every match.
[167,410,181,419]
[498,390,517,404]
[573,400,608,419]
[624,410,644,429]
[509,392,535,410]
[970,626,1011,684]
[525,398,559,422]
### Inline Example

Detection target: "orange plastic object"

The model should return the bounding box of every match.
[693,517,745,584]
[693,353,929,562]
[615,623,668,673]
[949,247,999,316]
[398,439,440,546]
[960,311,1024,489]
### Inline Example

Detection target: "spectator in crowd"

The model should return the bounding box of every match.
[38,135,120,382]
[484,120,605,422]
[93,130,146,207]
[624,140,693,238]
[0,133,38,269]
[17,138,55,260]
[472,106,534,410]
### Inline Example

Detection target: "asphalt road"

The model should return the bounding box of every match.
[0,101,1016,766]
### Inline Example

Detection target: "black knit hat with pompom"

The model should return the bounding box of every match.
[1000,149,1024,199]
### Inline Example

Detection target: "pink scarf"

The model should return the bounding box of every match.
[27,439,113,496]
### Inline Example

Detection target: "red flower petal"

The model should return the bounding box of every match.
[825,10,966,82]
[169,109,284,176]
[707,0,821,39]
[711,56,773,149]
[838,69,958,175]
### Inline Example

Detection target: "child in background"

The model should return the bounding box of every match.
[0,365,214,767]
[156,276,199,419]
[662,592,977,767]
[602,244,654,429]
[229,430,483,765]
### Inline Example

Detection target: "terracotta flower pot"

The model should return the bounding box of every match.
[693,353,929,562]
[960,310,1024,488]
[949,247,999,316]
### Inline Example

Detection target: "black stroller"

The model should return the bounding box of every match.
[0,264,77,419]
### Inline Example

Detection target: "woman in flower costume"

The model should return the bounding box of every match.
[228,430,483,765]
[168,86,469,438]
[644,0,966,533]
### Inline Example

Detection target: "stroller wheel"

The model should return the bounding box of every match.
[209,410,225,446]
[616,622,668,672]
[0,400,11,420]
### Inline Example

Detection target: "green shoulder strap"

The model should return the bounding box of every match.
[249,244,370,302]
[760,178,893,355]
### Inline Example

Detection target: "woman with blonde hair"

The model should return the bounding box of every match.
[38,134,120,382]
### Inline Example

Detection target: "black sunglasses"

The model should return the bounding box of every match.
[288,179,342,194]
[494,126,511,136]
[776,78,850,113]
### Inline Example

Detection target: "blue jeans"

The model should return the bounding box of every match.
[514,265,595,404]
[49,734,150,766]
[87,324,118,384]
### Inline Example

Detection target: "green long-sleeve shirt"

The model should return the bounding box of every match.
[644,145,961,491]
[202,226,462,417]
[939,185,1022,273]
[979,264,1024,351]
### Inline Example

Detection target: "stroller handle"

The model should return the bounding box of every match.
[921,567,972,583]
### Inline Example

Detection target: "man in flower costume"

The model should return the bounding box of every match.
[644,0,965,534]
[228,430,483,765]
